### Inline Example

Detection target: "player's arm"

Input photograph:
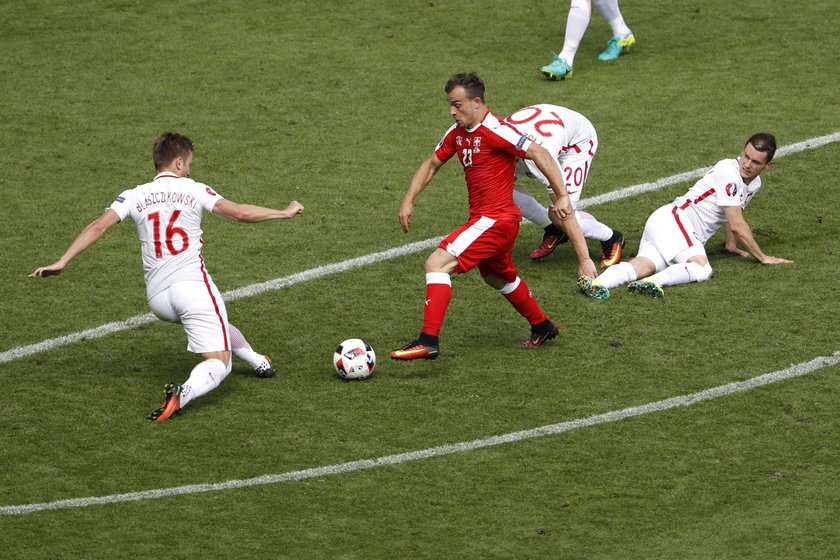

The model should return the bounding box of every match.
[213,199,304,223]
[399,152,444,233]
[29,209,121,278]
[525,143,573,219]
[724,223,750,258]
[525,143,596,277]
[724,206,792,264]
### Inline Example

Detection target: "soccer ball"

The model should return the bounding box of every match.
[333,338,376,380]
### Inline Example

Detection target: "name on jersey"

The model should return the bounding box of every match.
[135,191,198,213]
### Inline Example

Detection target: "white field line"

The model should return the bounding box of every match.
[3,350,838,516]
[2,129,839,367]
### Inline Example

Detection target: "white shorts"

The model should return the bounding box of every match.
[148,280,230,354]
[515,135,598,207]
[637,204,707,271]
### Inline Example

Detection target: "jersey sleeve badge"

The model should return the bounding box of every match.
[725,182,738,197]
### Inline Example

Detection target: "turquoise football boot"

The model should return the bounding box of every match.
[598,33,635,61]
[540,53,573,80]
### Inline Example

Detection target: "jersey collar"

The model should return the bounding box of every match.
[464,110,492,133]
[154,172,182,180]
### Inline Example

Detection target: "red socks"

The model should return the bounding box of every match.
[500,277,546,326]
[421,272,452,337]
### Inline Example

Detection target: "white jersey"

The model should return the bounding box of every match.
[506,104,598,201]
[506,104,597,160]
[673,158,762,244]
[109,172,224,300]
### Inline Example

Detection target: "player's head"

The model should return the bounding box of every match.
[739,133,776,182]
[445,73,485,102]
[445,73,487,128]
[153,132,194,176]
[745,133,777,163]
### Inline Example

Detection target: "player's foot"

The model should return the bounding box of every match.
[577,275,610,300]
[148,383,182,422]
[523,318,560,348]
[600,230,625,268]
[530,228,568,260]
[254,355,276,378]
[628,279,664,298]
[598,33,635,61]
[540,53,573,80]
[390,339,440,360]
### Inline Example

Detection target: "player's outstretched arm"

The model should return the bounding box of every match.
[399,153,444,233]
[213,199,304,223]
[525,143,595,276]
[29,209,120,278]
[724,206,792,264]
[558,211,597,278]
[525,143,573,220]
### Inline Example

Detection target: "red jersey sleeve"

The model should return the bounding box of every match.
[434,123,459,163]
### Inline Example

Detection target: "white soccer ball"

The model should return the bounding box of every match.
[333,338,376,380]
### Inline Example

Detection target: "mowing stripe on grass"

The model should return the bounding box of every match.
[2,350,838,516]
[2,130,839,366]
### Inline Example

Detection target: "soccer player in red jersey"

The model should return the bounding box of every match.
[391,73,596,360]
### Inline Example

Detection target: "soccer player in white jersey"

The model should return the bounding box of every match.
[540,0,635,80]
[505,103,624,267]
[30,133,304,421]
[578,133,792,300]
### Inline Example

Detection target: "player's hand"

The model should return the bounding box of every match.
[725,245,751,258]
[550,195,574,221]
[761,256,793,264]
[578,257,597,279]
[29,262,65,278]
[284,201,304,218]
[398,200,414,233]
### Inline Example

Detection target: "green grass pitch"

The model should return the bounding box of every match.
[1,0,839,557]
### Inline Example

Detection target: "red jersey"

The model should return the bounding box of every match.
[435,110,532,220]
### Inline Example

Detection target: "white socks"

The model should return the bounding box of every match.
[577,210,613,242]
[596,261,637,288]
[596,261,712,291]
[648,262,713,287]
[513,185,551,227]
[559,0,592,65]
[178,324,272,411]
[511,188,614,243]
[180,358,230,408]
[593,0,632,37]
[228,323,266,370]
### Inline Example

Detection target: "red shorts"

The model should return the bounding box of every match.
[439,215,519,281]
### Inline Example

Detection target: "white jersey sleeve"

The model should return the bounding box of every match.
[676,158,762,244]
[710,161,744,208]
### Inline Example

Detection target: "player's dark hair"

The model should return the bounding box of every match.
[445,72,485,102]
[153,132,194,171]
[746,132,777,162]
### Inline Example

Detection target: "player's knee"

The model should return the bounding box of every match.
[493,275,519,293]
[689,262,713,283]
[424,249,455,274]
